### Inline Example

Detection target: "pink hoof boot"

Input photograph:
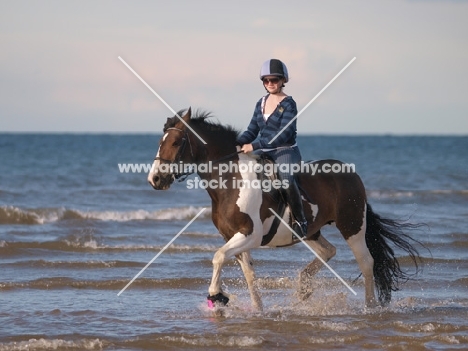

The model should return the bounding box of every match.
[207,293,229,308]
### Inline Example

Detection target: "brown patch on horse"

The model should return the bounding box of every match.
[297,160,367,240]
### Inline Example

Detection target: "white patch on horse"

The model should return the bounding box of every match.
[147,133,168,185]
[304,199,318,222]
[236,153,263,240]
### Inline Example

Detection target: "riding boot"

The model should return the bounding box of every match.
[284,181,308,238]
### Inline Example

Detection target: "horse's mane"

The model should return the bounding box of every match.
[164,109,240,144]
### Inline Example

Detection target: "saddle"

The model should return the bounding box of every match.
[255,155,308,246]
[255,154,286,203]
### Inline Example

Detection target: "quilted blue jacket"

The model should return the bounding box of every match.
[236,95,298,150]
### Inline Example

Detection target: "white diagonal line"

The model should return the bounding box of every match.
[268,208,357,295]
[118,56,207,145]
[117,207,207,296]
[269,57,356,145]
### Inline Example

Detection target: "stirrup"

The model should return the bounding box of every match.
[293,220,308,238]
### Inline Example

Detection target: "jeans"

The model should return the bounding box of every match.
[264,146,302,184]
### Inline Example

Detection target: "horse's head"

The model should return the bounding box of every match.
[148,108,193,190]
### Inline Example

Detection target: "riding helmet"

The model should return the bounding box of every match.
[259,59,289,83]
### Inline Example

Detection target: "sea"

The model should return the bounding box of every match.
[0,133,467,350]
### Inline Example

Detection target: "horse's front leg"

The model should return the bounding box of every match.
[236,251,263,311]
[208,232,261,308]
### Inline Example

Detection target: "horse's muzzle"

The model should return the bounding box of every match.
[149,173,174,190]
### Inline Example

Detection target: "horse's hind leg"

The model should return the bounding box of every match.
[299,233,336,300]
[236,251,263,311]
[341,206,377,307]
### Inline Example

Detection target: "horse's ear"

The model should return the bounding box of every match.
[182,107,192,123]
[163,117,171,132]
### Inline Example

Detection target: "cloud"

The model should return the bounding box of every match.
[0,1,467,134]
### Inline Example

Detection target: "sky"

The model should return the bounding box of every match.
[1,0,467,135]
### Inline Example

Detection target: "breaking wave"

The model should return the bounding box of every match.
[0,338,104,351]
[0,205,210,225]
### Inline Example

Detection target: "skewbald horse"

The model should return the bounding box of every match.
[147,108,422,310]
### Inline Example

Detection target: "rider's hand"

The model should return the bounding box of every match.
[241,144,253,153]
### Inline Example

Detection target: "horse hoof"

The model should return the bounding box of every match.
[365,300,379,309]
[207,293,229,308]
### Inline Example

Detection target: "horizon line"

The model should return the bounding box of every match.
[0,131,466,137]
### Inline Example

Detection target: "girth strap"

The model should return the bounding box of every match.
[261,201,287,246]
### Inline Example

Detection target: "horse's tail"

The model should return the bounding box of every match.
[365,203,424,305]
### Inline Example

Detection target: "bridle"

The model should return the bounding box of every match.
[154,127,194,181]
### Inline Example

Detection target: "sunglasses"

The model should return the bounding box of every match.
[262,77,281,84]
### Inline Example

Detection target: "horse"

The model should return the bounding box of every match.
[147,108,422,311]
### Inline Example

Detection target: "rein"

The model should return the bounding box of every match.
[172,150,243,182]
[211,150,244,164]
[155,127,243,182]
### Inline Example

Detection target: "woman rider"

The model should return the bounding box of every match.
[236,59,308,238]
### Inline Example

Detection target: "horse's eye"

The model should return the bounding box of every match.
[172,139,182,147]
